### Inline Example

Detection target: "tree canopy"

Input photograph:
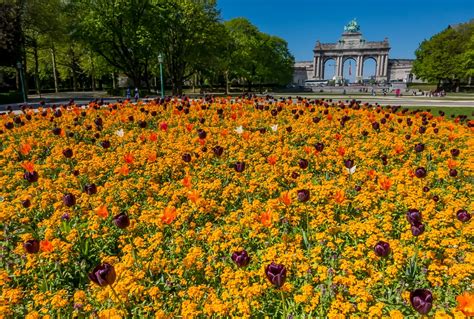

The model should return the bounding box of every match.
[1,0,295,95]
[412,20,474,91]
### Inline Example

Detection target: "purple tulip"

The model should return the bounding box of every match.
[62,148,73,158]
[212,146,224,157]
[344,159,354,169]
[291,171,299,179]
[22,199,31,208]
[88,263,117,287]
[450,149,460,157]
[415,167,427,178]
[374,241,391,257]
[298,159,309,169]
[414,143,424,152]
[100,140,111,149]
[411,222,425,236]
[182,153,191,163]
[410,289,433,315]
[61,213,70,221]
[24,171,39,183]
[198,129,207,139]
[83,184,97,195]
[449,169,458,177]
[297,189,310,202]
[231,250,250,267]
[63,193,76,207]
[265,262,287,288]
[406,209,422,225]
[234,161,245,173]
[113,212,130,229]
[314,142,324,152]
[456,209,471,222]
[23,239,40,254]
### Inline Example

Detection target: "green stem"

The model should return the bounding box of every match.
[280,290,287,318]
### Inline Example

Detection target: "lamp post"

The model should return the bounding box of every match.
[17,61,27,103]
[158,54,164,98]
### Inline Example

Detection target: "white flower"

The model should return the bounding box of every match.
[115,128,124,137]
[345,165,357,175]
[271,124,278,132]
[234,126,244,134]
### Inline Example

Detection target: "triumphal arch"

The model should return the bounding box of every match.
[312,19,390,83]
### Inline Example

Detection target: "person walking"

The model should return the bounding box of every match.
[134,88,139,102]
[126,87,131,99]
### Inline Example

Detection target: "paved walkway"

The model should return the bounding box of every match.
[2,91,474,112]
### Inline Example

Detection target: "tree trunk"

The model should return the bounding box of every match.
[90,53,96,91]
[33,44,41,95]
[51,46,59,93]
[112,72,116,89]
[225,70,229,95]
[72,72,78,91]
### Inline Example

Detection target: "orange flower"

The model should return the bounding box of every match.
[367,169,377,179]
[379,176,392,191]
[147,152,157,163]
[334,133,342,141]
[447,158,458,169]
[279,192,291,206]
[198,138,206,146]
[303,146,312,155]
[220,129,228,137]
[21,161,35,173]
[182,175,192,189]
[149,132,158,142]
[242,131,251,140]
[20,143,32,155]
[124,153,134,164]
[40,240,53,253]
[116,165,129,176]
[260,210,273,227]
[334,190,345,203]
[185,123,194,132]
[456,292,474,316]
[187,189,200,203]
[337,146,345,157]
[161,207,177,224]
[267,155,277,166]
[393,144,403,154]
[96,205,109,218]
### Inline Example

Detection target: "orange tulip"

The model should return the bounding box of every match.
[147,152,157,163]
[20,143,32,155]
[124,153,134,164]
[334,190,345,204]
[447,159,458,169]
[161,207,177,224]
[186,123,194,132]
[456,292,474,316]
[267,155,277,166]
[279,192,291,206]
[303,146,312,155]
[40,240,53,253]
[260,210,273,227]
[182,175,192,189]
[116,165,129,176]
[96,205,109,218]
[379,176,392,191]
[337,146,345,157]
[394,144,404,154]
[21,161,35,173]
[187,189,200,203]
[334,133,342,141]
[367,169,377,179]
[149,132,158,142]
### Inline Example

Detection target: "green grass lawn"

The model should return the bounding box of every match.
[403,106,473,119]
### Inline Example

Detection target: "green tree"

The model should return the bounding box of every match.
[74,0,155,88]
[413,20,474,91]
[151,0,222,95]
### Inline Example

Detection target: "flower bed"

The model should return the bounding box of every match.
[0,97,473,318]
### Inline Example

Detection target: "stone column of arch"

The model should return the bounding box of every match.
[335,56,344,84]
[356,55,363,83]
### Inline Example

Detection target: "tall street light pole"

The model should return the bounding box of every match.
[158,54,164,98]
[17,61,27,103]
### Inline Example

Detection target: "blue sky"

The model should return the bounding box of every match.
[217,0,474,62]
